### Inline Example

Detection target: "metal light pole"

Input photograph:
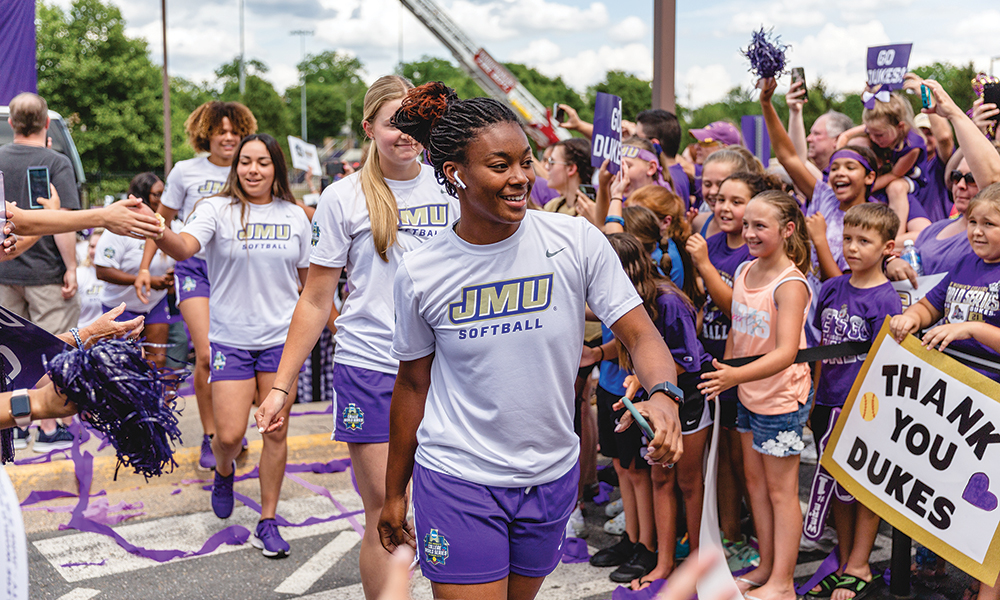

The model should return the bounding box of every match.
[238,0,245,95]
[290,30,314,141]
[652,0,676,113]
[161,0,172,174]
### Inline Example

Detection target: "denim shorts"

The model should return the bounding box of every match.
[736,396,812,457]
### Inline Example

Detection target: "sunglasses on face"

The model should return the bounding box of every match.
[950,170,976,186]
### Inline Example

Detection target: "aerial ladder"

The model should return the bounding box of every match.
[398,0,572,147]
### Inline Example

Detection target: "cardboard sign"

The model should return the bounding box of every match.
[892,272,947,309]
[741,115,771,167]
[0,306,70,389]
[287,136,323,174]
[822,317,1000,584]
[866,44,913,92]
[591,92,622,175]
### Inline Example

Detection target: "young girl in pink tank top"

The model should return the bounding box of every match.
[699,190,812,600]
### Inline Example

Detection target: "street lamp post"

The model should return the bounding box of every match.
[290,30,314,141]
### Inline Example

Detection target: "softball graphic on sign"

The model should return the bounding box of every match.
[859,392,879,421]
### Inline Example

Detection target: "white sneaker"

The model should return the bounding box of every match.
[604,511,626,535]
[565,506,586,538]
[605,498,624,518]
[800,524,838,553]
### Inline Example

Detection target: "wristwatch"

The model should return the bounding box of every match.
[10,388,31,428]
[649,381,684,405]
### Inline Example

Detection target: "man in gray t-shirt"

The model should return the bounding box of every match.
[0,93,80,452]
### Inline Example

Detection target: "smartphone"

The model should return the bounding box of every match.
[580,184,596,200]
[921,84,932,110]
[790,67,807,97]
[553,103,566,123]
[27,166,50,209]
[984,83,1000,122]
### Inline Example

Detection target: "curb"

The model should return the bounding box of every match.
[9,433,350,501]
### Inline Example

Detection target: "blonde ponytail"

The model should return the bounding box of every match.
[359,75,414,262]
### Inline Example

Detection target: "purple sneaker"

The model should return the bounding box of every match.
[199,434,216,471]
[211,462,235,518]
[251,518,290,558]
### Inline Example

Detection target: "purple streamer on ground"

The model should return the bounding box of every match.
[290,404,334,416]
[742,27,789,79]
[561,537,590,564]
[731,564,756,577]
[795,546,840,596]
[21,490,78,506]
[170,489,181,495]
[285,473,366,538]
[47,339,183,479]
[611,578,666,600]
[60,560,106,568]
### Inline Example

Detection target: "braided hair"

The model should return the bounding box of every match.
[392,82,520,197]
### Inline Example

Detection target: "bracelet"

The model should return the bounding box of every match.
[597,345,605,362]
[139,268,150,273]
[272,386,289,395]
[605,215,625,226]
[610,197,623,202]
[69,327,83,347]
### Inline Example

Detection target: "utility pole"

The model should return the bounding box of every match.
[238,0,245,95]
[651,0,676,113]
[161,0,172,174]
[290,30,314,141]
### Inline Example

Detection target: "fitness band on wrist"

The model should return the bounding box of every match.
[69,327,83,347]
[597,345,605,362]
[605,215,625,226]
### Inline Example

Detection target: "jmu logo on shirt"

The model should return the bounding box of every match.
[397,204,449,228]
[182,276,197,293]
[237,224,291,241]
[212,350,226,371]
[423,529,449,566]
[731,300,770,339]
[342,402,364,431]
[449,274,553,325]
[197,180,225,196]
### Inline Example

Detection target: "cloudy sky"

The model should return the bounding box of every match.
[50,0,1000,108]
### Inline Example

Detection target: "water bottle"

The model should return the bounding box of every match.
[901,240,923,276]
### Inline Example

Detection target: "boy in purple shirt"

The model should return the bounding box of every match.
[809,204,902,599]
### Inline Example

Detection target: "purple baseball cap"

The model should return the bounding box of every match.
[689,121,743,147]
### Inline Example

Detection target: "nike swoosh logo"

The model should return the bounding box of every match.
[546,247,566,258]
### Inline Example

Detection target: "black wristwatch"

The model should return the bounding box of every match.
[649,381,684,405]
[10,388,31,428]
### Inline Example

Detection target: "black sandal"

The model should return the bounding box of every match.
[834,573,882,600]
[806,572,841,597]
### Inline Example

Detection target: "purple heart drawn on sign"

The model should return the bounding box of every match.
[963,472,999,511]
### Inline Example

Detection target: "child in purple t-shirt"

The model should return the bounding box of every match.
[809,204,903,599]
[891,184,1000,378]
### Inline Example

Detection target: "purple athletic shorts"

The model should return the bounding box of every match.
[209,342,283,381]
[174,256,210,303]
[103,294,177,326]
[332,363,394,443]
[413,462,578,584]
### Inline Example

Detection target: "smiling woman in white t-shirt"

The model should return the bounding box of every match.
[353,82,684,600]
[254,75,457,599]
[154,133,311,560]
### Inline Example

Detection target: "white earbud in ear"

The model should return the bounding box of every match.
[453,173,467,190]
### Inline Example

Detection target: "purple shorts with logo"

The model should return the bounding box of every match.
[209,342,284,381]
[413,463,578,584]
[102,294,177,326]
[332,363,393,443]
[174,256,210,303]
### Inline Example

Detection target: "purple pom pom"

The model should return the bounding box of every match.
[742,27,789,79]
[47,339,183,479]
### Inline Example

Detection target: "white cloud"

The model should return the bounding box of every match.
[789,21,891,95]
[608,16,648,43]
[727,0,826,33]
[526,43,652,91]
[510,39,563,64]
[679,64,734,107]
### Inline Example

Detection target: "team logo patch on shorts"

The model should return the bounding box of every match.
[182,276,197,293]
[342,403,364,431]
[423,529,449,566]
[311,222,320,247]
[212,350,226,370]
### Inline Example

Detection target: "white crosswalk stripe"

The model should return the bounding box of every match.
[275,530,363,595]
[55,588,101,600]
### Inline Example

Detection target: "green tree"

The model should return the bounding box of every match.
[587,71,652,123]
[399,57,483,99]
[505,63,585,116]
[214,58,293,148]
[37,0,164,175]
[286,51,368,144]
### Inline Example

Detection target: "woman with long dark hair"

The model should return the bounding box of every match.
[154,133,312,559]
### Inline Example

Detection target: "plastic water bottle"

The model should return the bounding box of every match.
[901,240,923,276]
